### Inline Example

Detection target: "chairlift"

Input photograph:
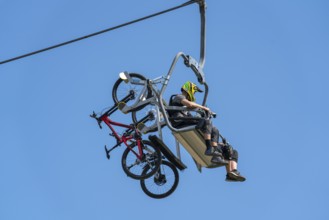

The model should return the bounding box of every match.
[112,1,223,172]
[93,0,229,199]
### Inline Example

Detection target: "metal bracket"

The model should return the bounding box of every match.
[185,55,206,84]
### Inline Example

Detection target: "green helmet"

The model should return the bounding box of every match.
[181,81,203,102]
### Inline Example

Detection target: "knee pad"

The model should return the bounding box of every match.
[222,143,238,162]
[231,149,238,162]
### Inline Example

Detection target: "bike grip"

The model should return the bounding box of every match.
[90,111,103,129]
[90,111,97,118]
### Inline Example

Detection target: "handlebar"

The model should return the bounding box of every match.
[90,111,102,129]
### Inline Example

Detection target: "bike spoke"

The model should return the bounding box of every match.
[140,161,179,199]
[122,140,161,180]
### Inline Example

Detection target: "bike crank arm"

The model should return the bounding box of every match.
[104,142,122,160]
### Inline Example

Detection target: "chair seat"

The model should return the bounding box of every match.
[172,129,222,168]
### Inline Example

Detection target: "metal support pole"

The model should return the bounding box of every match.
[198,0,206,69]
[198,1,208,106]
[155,104,163,140]
[175,139,181,160]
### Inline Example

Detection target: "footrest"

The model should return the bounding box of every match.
[149,135,187,170]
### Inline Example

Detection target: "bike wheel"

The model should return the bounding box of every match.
[112,73,149,106]
[140,160,179,199]
[121,140,161,180]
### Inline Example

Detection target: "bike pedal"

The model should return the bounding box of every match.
[104,145,111,160]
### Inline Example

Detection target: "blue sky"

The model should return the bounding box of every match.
[1,0,329,219]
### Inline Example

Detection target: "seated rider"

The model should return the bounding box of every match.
[170,81,246,181]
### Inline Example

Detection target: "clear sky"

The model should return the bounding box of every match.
[1,0,329,219]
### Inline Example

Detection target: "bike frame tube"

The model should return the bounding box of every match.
[100,115,143,160]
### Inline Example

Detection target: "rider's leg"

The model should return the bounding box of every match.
[223,148,246,182]
[202,120,214,155]
[204,134,213,155]
[202,120,220,156]
[209,127,229,165]
[222,145,238,172]
[211,127,224,155]
[225,160,237,173]
[211,132,218,148]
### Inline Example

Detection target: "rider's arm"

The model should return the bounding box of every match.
[181,98,210,112]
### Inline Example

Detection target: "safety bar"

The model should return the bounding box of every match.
[121,53,211,134]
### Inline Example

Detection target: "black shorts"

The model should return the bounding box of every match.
[172,117,214,135]
[212,127,239,162]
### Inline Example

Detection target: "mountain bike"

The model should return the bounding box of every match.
[90,96,161,180]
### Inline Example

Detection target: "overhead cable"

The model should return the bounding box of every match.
[0,0,200,65]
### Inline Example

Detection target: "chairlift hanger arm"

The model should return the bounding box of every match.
[185,0,208,105]
[198,0,206,69]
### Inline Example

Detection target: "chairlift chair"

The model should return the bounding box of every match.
[116,0,222,172]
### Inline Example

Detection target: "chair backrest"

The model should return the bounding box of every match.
[167,94,178,117]
[167,94,221,168]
